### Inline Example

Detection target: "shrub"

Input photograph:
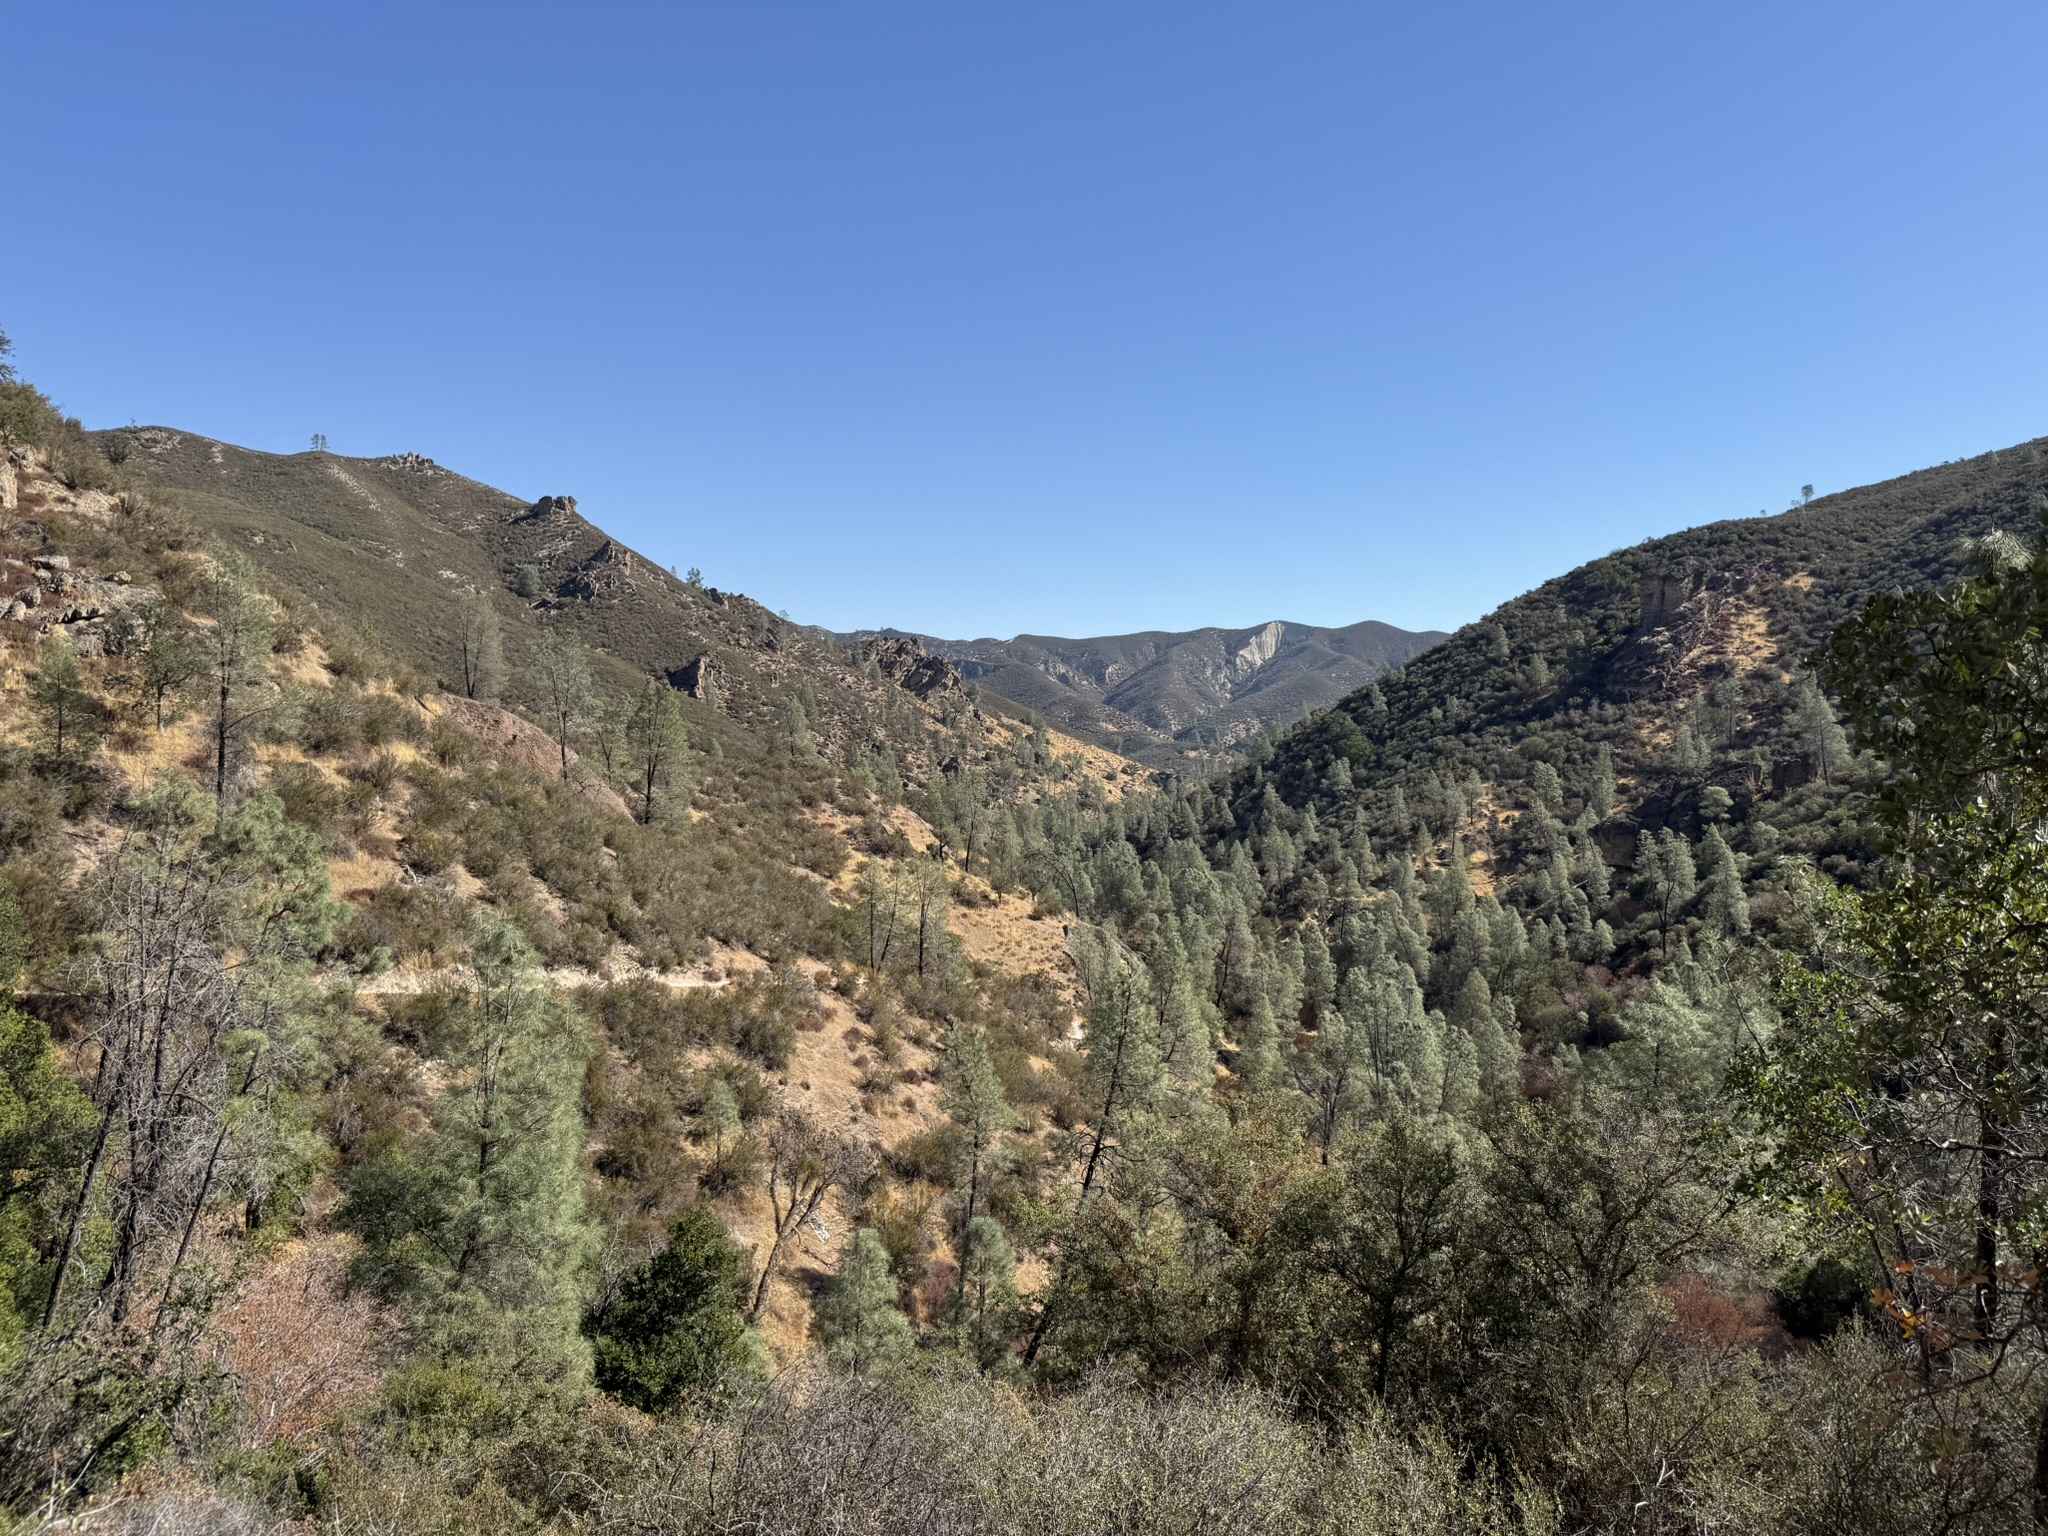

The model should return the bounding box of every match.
[586,1208,759,1414]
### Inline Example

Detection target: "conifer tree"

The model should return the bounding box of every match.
[1071,931,1164,1208]
[127,598,202,733]
[196,556,275,813]
[1790,671,1851,786]
[700,1078,741,1183]
[952,1215,1017,1366]
[815,1227,913,1373]
[1235,993,1283,1093]
[858,859,904,971]
[28,632,102,772]
[1696,825,1750,938]
[342,913,595,1389]
[912,857,952,980]
[587,1207,757,1412]
[941,1024,1017,1229]
[532,628,592,782]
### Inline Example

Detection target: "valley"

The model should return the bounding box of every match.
[2,353,2046,1532]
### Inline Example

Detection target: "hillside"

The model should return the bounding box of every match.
[842,617,1444,769]
[1225,439,2048,915]
[97,427,1066,788]
[6,350,2047,1533]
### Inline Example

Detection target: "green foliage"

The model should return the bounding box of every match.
[28,632,105,773]
[941,1023,1017,1230]
[815,1228,915,1373]
[622,677,688,824]
[588,1207,759,1412]
[341,912,596,1394]
[454,588,506,702]
[1747,527,2048,1498]
[0,1002,94,1355]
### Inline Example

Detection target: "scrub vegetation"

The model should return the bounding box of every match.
[2,335,2047,1532]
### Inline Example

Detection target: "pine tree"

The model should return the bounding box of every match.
[127,597,202,733]
[912,857,952,980]
[952,1215,1018,1366]
[29,632,102,772]
[1235,993,1283,1093]
[1790,671,1851,786]
[1696,826,1750,938]
[700,1078,741,1182]
[196,556,275,813]
[1070,932,1164,1208]
[941,1024,1017,1229]
[531,629,592,782]
[858,859,904,971]
[342,913,595,1389]
[815,1227,914,1373]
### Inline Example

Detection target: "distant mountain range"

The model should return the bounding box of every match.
[836,620,1447,767]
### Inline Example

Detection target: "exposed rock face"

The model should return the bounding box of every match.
[432,693,632,817]
[555,539,639,603]
[850,635,961,699]
[523,494,579,522]
[669,654,721,704]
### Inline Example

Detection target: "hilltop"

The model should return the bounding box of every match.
[96,426,1113,790]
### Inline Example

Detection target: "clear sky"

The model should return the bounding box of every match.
[6,3,2047,640]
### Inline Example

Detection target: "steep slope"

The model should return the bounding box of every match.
[846,618,1444,767]
[1235,436,2048,911]
[97,429,997,782]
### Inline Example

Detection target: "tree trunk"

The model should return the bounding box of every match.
[42,1091,120,1329]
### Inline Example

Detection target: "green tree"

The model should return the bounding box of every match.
[341,912,595,1390]
[700,1078,741,1184]
[624,678,688,824]
[126,598,203,733]
[1277,1113,1469,1411]
[857,859,903,972]
[454,589,506,702]
[814,1227,913,1373]
[952,1215,1018,1366]
[0,989,94,1355]
[28,632,103,772]
[195,556,276,813]
[1751,534,2048,1512]
[912,857,953,980]
[1788,671,1850,786]
[588,1207,758,1412]
[531,628,592,782]
[941,1023,1017,1231]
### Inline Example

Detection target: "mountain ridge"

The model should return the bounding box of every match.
[840,615,1446,768]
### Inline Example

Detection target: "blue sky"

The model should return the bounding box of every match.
[6,3,2047,639]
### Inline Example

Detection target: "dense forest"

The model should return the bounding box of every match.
[2,332,2046,1534]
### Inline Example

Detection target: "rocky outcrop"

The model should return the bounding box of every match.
[555,539,640,603]
[850,635,961,700]
[669,654,722,705]
[1,552,151,656]
[521,494,579,522]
